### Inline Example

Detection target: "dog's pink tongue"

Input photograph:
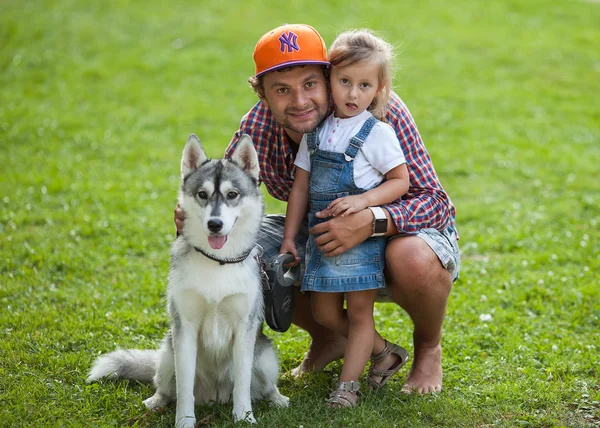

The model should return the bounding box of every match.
[208,235,227,250]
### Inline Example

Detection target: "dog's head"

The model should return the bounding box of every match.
[179,134,263,252]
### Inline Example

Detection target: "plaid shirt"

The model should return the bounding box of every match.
[226,92,457,235]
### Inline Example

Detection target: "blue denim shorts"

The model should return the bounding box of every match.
[257,214,460,300]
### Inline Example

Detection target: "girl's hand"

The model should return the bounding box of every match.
[327,195,368,217]
[279,239,300,266]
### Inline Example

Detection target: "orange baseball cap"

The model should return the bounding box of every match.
[253,24,329,77]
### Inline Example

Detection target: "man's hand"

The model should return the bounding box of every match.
[174,203,185,235]
[311,208,373,257]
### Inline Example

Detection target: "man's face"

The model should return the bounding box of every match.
[260,65,330,143]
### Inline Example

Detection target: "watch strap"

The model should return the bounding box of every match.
[368,206,388,237]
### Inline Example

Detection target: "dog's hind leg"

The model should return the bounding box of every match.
[143,333,176,410]
[254,344,289,407]
[266,386,290,408]
[217,379,233,404]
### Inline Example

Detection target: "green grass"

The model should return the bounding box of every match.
[1,0,599,426]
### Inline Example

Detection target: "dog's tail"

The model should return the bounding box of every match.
[86,349,158,383]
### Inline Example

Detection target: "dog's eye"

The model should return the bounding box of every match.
[197,191,208,199]
[227,191,239,200]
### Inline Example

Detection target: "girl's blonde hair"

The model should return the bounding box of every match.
[328,29,396,121]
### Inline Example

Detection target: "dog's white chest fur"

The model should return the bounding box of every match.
[170,252,259,350]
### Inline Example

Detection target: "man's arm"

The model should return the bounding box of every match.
[310,208,393,257]
[381,92,455,233]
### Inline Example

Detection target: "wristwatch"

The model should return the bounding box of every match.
[368,206,388,237]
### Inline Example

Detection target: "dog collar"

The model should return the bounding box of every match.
[193,245,254,266]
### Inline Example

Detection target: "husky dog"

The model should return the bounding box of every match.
[87,134,289,426]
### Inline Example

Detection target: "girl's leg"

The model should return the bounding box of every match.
[311,291,347,336]
[340,289,378,382]
[310,289,403,385]
[311,289,392,375]
[290,290,346,376]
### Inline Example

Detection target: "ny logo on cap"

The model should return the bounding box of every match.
[279,31,300,54]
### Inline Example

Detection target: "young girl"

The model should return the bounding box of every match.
[280,29,410,408]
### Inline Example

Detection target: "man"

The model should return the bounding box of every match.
[176,24,460,394]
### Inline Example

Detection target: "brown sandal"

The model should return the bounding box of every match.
[327,381,361,408]
[367,340,410,390]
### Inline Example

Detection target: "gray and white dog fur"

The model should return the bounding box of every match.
[87,134,289,426]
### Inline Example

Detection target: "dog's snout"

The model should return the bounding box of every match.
[207,219,223,232]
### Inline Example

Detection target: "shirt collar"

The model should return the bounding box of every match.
[329,110,373,127]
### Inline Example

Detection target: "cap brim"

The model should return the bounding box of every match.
[256,60,330,77]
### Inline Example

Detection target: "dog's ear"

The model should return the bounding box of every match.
[181,134,207,176]
[231,134,259,184]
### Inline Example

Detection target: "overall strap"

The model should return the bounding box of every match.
[344,116,378,161]
[306,123,323,156]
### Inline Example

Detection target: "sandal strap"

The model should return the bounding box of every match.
[336,380,361,393]
[328,392,358,407]
[367,341,411,390]
[370,339,392,363]
[328,382,361,407]
[369,365,400,377]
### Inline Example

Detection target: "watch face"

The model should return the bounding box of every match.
[374,218,388,234]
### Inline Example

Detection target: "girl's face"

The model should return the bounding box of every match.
[330,61,382,119]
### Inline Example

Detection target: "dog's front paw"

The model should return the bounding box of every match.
[175,415,197,428]
[143,393,169,410]
[232,409,256,424]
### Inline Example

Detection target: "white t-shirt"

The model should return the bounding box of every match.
[294,110,406,189]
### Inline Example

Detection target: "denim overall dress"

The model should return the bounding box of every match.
[301,116,387,293]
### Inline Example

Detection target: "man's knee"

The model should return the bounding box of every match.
[384,236,452,296]
[385,236,440,275]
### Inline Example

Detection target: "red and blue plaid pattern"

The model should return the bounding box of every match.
[226,92,457,235]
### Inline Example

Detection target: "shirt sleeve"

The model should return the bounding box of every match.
[226,101,274,190]
[226,101,296,202]
[361,122,406,175]
[226,102,269,160]
[382,93,457,234]
[293,135,310,172]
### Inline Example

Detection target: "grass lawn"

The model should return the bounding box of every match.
[1,0,599,426]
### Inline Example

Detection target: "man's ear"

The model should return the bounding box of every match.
[259,94,269,108]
